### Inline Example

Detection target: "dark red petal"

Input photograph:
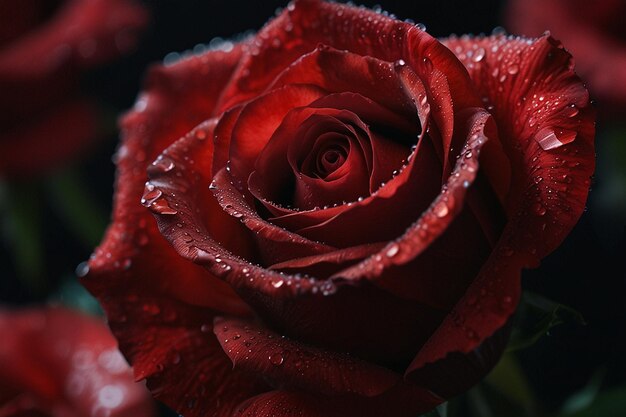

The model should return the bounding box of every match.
[228,83,326,182]
[0,98,98,177]
[233,385,441,417]
[214,317,399,397]
[108,298,268,417]
[211,167,336,266]
[248,85,438,248]
[442,34,595,268]
[0,308,155,417]
[145,129,444,367]
[216,0,480,114]
[268,242,384,278]
[82,46,254,417]
[405,34,594,379]
[332,109,495,293]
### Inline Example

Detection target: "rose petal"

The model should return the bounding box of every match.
[404,34,594,379]
[145,130,444,366]
[228,83,327,182]
[216,0,480,115]
[213,317,400,397]
[108,298,268,417]
[442,33,595,269]
[232,385,440,417]
[82,46,255,417]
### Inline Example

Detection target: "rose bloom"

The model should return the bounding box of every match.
[0,0,148,177]
[507,0,626,111]
[83,1,595,416]
[0,307,155,417]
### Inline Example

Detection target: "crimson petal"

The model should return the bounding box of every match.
[214,317,400,397]
[82,46,257,417]
[404,34,594,378]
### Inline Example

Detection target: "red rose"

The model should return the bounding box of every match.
[507,0,626,112]
[83,1,595,416]
[0,307,155,417]
[0,0,148,177]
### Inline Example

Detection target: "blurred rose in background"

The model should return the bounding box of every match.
[0,0,148,177]
[0,307,155,417]
[507,0,626,113]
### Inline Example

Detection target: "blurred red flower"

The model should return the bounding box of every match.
[0,0,149,177]
[507,0,626,113]
[0,307,155,417]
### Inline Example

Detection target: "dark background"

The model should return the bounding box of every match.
[1,0,624,415]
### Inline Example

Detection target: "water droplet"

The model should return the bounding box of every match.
[507,64,519,75]
[272,280,284,288]
[564,104,579,118]
[385,243,400,258]
[142,303,160,315]
[195,130,207,140]
[433,201,449,218]
[472,47,485,62]
[151,155,174,173]
[269,353,284,366]
[141,183,162,207]
[534,127,575,150]
[532,202,547,216]
[415,22,427,31]
[149,198,178,215]
[76,261,90,277]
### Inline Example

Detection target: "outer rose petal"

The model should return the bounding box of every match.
[0,308,155,417]
[213,317,400,397]
[216,0,481,114]
[405,34,594,382]
[232,386,440,417]
[82,47,259,417]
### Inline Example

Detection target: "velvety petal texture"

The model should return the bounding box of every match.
[0,308,155,417]
[85,1,595,416]
[0,0,149,177]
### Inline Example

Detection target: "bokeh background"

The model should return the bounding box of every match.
[1,1,624,416]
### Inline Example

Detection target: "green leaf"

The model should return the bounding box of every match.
[506,292,585,352]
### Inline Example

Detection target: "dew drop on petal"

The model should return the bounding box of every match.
[269,353,284,366]
[385,243,400,258]
[433,201,449,218]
